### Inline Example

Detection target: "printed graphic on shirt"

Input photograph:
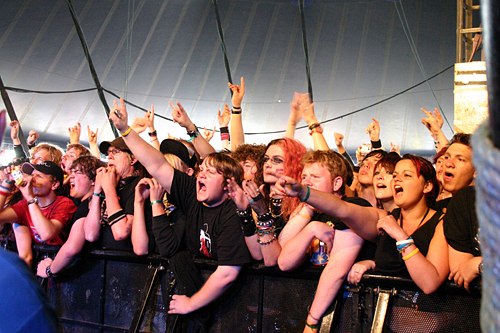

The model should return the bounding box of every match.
[199,223,212,258]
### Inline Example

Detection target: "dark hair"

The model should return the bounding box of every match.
[361,149,388,165]
[449,133,471,148]
[204,152,244,185]
[231,144,266,164]
[432,146,448,165]
[375,152,402,175]
[70,156,106,181]
[401,154,439,207]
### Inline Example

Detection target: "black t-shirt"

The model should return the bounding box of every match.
[311,196,372,230]
[373,208,443,277]
[432,197,452,213]
[168,170,251,266]
[443,186,480,256]
[97,176,153,252]
[311,196,375,261]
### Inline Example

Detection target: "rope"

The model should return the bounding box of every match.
[65,0,119,138]
[298,0,314,101]
[211,0,233,89]
[472,122,500,332]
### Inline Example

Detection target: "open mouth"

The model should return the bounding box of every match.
[376,183,387,189]
[197,181,207,192]
[394,185,403,194]
[443,171,454,182]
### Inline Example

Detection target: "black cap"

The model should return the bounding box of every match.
[22,161,64,187]
[160,139,190,166]
[99,137,131,156]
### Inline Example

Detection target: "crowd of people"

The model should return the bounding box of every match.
[0,77,480,332]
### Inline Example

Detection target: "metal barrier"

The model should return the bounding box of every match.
[26,245,481,333]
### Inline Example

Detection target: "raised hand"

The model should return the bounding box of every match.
[420,107,442,134]
[135,178,151,203]
[217,104,231,127]
[27,129,40,146]
[390,142,400,155]
[334,132,344,148]
[170,101,195,130]
[109,98,129,132]
[10,120,20,142]
[202,127,215,142]
[226,177,249,210]
[131,116,147,133]
[365,118,380,142]
[228,76,245,108]
[145,105,156,133]
[68,122,81,144]
[87,126,99,145]
[242,180,267,215]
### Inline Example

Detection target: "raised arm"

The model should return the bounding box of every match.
[285,92,302,139]
[366,118,383,150]
[145,105,160,150]
[87,126,100,158]
[274,176,380,241]
[170,101,216,158]
[217,104,231,151]
[299,93,330,151]
[109,98,175,193]
[228,76,245,150]
[68,122,81,144]
[421,107,448,151]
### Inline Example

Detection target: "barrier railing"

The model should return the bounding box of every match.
[23,245,481,332]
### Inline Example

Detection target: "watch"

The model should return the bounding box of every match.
[27,197,39,206]
[46,265,57,278]
[478,261,484,275]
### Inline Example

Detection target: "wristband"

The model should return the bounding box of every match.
[300,186,311,202]
[46,265,57,278]
[150,200,163,206]
[220,127,229,134]
[305,321,320,330]
[402,247,420,261]
[121,127,133,137]
[308,122,321,131]
[186,126,199,141]
[371,139,382,149]
[93,192,105,198]
[148,130,157,137]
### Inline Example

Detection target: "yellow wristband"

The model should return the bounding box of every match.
[402,247,420,261]
[121,127,133,137]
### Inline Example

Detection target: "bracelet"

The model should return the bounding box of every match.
[220,133,230,141]
[308,310,321,323]
[305,321,320,330]
[0,189,11,197]
[257,234,276,246]
[308,122,321,131]
[220,126,229,134]
[0,184,12,192]
[186,126,199,138]
[93,192,105,198]
[121,127,133,137]
[300,186,311,202]
[396,237,414,253]
[231,108,242,115]
[46,265,57,278]
[4,179,15,186]
[236,206,252,217]
[256,226,275,236]
[150,200,163,206]
[148,130,157,137]
[402,247,420,261]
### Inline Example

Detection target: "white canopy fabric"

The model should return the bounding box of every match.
[0,0,459,154]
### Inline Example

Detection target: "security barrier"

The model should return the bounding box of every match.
[28,246,481,333]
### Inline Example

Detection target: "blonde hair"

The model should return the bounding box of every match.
[164,154,189,173]
[30,143,64,165]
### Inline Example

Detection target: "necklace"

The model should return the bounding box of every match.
[400,207,430,233]
[39,198,56,208]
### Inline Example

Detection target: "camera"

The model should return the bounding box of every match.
[10,166,26,186]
